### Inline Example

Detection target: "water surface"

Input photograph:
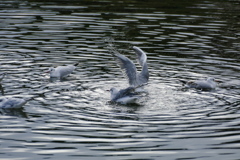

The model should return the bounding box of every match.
[0,0,239,160]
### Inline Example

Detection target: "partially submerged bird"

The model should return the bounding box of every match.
[46,63,79,79]
[108,83,147,104]
[111,46,149,87]
[108,86,141,104]
[179,77,220,90]
[0,96,30,109]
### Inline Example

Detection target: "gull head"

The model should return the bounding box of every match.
[108,88,118,95]
[206,77,215,82]
[107,87,119,100]
[46,67,55,73]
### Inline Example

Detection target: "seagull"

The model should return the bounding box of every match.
[0,94,39,109]
[108,86,141,104]
[179,77,221,90]
[111,46,149,87]
[46,63,79,79]
[0,72,7,82]
[0,97,29,109]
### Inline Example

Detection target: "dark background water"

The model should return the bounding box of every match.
[0,0,239,160]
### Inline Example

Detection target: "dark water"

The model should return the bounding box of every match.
[0,0,239,159]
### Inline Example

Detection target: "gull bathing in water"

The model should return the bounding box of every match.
[111,46,149,88]
[0,72,37,109]
[179,77,221,90]
[0,96,34,109]
[0,95,39,109]
[108,86,142,104]
[46,63,79,79]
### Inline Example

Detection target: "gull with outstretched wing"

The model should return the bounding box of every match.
[111,46,149,87]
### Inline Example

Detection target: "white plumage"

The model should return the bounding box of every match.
[47,63,79,79]
[109,87,140,104]
[0,97,28,109]
[179,77,220,90]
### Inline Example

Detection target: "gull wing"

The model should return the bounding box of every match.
[57,65,75,78]
[113,87,136,101]
[111,48,138,86]
[133,46,149,84]
[194,80,213,89]
[1,97,26,108]
[133,46,147,66]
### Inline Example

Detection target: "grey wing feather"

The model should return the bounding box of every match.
[58,65,75,78]
[112,50,138,86]
[113,87,135,101]
[7,98,23,108]
[133,46,147,66]
[133,46,149,84]
[138,63,149,84]
[1,98,26,108]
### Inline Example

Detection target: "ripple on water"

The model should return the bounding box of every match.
[0,0,240,160]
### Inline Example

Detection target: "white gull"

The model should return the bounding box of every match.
[0,97,30,109]
[46,63,79,79]
[179,77,221,90]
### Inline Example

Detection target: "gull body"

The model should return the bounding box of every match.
[47,63,78,79]
[109,87,140,104]
[0,97,28,109]
[111,46,149,87]
[179,77,219,90]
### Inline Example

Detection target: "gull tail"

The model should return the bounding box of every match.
[25,95,38,102]
[74,62,79,66]
[133,83,148,93]
[135,83,148,89]
[179,80,188,86]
